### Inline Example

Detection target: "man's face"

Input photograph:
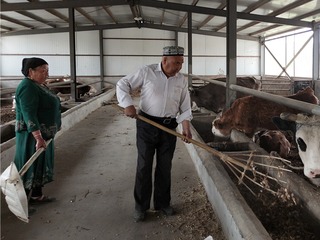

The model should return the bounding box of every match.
[162,56,184,77]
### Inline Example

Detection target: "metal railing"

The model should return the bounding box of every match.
[188,74,320,116]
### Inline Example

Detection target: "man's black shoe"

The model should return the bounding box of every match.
[155,206,175,216]
[133,210,146,222]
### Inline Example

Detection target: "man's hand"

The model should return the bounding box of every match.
[124,105,137,118]
[181,120,192,143]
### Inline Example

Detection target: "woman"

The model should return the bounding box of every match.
[14,57,61,204]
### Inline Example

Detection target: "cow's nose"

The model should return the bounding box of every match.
[306,169,320,179]
[312,172,320,179]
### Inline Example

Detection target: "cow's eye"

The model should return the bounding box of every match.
[297,138,307,152]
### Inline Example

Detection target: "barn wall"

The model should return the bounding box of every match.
[264,30,313,78]
[103,28,177,76]
[0,28,259,88]
[178,32,260,76]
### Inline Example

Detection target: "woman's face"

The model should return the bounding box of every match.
[29,64,49,84]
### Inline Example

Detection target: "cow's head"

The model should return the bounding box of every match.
[211,113,232,139]
[253,130,291,159]
[273,113,320,186]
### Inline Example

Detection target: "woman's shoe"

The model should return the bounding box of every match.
[29,195,56,205]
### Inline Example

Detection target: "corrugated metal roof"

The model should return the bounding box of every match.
[1,0,320,39]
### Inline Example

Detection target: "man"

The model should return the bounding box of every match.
[116,46,193,222]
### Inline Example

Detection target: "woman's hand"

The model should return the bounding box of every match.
[32,130,46,150]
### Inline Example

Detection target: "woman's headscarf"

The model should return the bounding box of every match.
[21,57,48,77]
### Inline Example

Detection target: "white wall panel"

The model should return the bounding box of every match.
[0,56,25,76]
[44,56,70,77]
[105,56,160,75]
[76,31,99,54]
[1,33,69,54]
[104,28,174,39]
[104,39,175,55]
[237,39,260,56]
[76,56,100,75]
[178,32,259,76]
[237,57,260,75]
[0,55,70,77]
[0,28,260,79]
[264,31,313,78]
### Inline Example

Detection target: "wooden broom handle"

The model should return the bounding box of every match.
[114,105,247,168]
[19,139,53,177]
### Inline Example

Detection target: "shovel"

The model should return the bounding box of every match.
[114,105,248,169]
[0,139,52,223]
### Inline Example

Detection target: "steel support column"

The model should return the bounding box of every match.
[226,0,237,108]
[313,24,320,100]
[188,11,192,86]
[260,36,265,77]
[175,31,178,47]
[99,29,105,90]
[68,7,77,101]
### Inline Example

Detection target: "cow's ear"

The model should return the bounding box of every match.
[188,87,195,94]
[272,116,296,133]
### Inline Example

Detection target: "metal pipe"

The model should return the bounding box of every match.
[230,84,320,116]
[189,74,320,116]
[189,74,226,87]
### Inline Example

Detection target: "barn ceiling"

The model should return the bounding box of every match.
[1,0,320,39]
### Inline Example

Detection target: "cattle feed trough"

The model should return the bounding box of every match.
[188,75,320,238]
[190,115,320,239]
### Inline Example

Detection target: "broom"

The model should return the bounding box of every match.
[113,105,290,195]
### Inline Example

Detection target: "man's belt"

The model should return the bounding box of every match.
[139,111,178,129]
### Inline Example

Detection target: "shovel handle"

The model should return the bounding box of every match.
[113,105,247,169]
[19,139,53,177]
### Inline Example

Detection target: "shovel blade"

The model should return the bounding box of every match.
[0,162,29,223]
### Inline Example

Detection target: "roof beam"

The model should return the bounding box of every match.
[1,0,127,11]
[1,0,313,29]
[75,8,97,25]
[27,0,69,23]
[237,0,312,32]
[60,0,97,25]
[102,6,118,24]
[0,14,34,29]
[1,21,258,41]
[214,0,271,31]
[249,8,320,36]
[178,0,199,28]
[196,1,226,30]
[16,10,57,28]
[0,24,13,31]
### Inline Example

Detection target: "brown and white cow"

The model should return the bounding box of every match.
[211,87,319,138]
[253,129,294,159]
[46,77,97,101]
[273,113,320,186]
[190,76,261,113]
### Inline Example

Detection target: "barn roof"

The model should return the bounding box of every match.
[1,0,320,39]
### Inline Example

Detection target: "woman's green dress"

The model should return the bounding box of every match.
[14,78,61,190]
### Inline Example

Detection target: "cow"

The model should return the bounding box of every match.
[253,129,293,159]
[211,87,319,138]
[273,113,320,186]
[190,76,261,113]
[46,77,96,100]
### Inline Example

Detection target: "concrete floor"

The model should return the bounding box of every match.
[1,102,215,240]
